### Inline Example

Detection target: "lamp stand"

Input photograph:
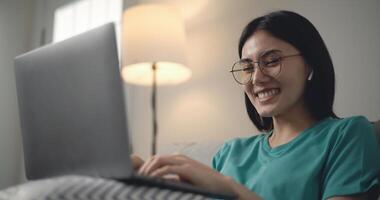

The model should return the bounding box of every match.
[151,62,158,155]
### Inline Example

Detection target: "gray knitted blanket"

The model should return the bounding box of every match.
[0,176,209,200]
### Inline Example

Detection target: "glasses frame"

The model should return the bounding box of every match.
[229,53,301,85]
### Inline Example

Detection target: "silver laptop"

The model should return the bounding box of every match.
[14,23,235,199]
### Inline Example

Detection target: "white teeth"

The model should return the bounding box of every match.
[258,89,279,99]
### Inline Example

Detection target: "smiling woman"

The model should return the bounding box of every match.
[238,11,337,133]
[132,10,380,200]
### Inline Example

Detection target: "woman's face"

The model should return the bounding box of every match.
[241,30,310,117]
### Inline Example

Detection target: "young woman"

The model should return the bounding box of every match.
[132,10,380,200]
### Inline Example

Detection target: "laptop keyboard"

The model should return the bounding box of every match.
[118,175,235,199]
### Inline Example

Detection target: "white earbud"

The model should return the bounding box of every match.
[307,70,314,81]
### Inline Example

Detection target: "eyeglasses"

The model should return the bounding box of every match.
[230,51,301,85]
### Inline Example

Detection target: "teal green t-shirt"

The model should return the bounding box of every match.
[212,116,380,200]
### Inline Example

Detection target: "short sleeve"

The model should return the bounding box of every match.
[212,141,232,172]
[322,116,380,199]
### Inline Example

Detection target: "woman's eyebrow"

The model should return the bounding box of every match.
[242,49,282,61]
[259,49,282,58]
[240,58,252,62]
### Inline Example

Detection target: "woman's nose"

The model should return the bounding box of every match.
[251,66,270,85]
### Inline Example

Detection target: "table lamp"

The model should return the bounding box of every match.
[121,4,191,155]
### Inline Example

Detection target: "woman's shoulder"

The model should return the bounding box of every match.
[321,115,376,145]
[330,115,371,126]
[319,115,373,134]
[335,115,372,128]
[319,116,380,199]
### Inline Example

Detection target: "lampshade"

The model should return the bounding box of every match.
[121,4,191,86]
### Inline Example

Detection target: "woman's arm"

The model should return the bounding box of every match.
[138,154,262,200]
[223,176,263,200]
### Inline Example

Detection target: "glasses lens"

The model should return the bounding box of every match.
[232,61,253,84]
[260,53,281,77]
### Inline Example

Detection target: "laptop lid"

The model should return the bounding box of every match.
[14,23,133,180]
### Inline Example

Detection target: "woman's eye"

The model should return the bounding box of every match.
[240,61,254,72]
[263,58,280,67]
[243,66,255,73]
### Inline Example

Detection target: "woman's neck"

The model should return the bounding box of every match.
[269,102,316,148]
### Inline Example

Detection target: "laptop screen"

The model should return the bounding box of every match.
[14,23,133,180]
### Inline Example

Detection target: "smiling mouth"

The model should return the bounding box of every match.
[255,88,281,103]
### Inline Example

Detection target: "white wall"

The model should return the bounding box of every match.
[124,0,380,159]
[0,0,35,189]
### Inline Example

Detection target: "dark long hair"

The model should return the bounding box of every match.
[239,10,338,132]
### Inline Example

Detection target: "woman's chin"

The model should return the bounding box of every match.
[258,111,274,118]
[254,99,281,118]
[257,106,282,117]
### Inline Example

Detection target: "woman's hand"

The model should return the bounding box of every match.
[137,154,262,200]
[130,154,144,171]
